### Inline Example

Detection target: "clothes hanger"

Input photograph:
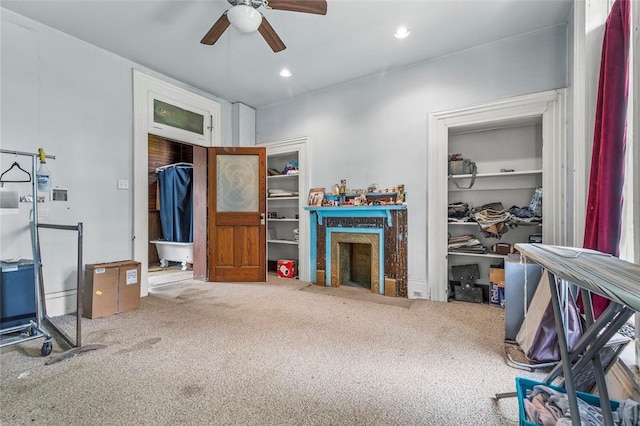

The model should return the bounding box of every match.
[155,162,193,173]
[0,161,32,186]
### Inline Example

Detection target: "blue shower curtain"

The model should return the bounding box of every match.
[158,166,193,243]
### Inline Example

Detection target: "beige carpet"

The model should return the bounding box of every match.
[299,282,415,308]
[1,275,544,425]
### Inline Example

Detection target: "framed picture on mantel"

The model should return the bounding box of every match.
[307,188,325,206]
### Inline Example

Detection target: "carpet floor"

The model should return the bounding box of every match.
[1,275,544,425]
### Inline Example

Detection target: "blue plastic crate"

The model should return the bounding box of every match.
[1,260,36,329]
[515,377,619,426]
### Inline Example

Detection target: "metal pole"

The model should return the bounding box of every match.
[76,223,83,347]
[547,270,581,426]
[38,223,82,231]
[580,289,614,426]
[544,303,622,383]
[30,155,42,327]
[37,222,84,349]
[0,148,55,160]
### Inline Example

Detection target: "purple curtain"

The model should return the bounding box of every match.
[581,0,631,318]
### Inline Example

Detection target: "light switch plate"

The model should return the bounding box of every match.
[117,179,129,190]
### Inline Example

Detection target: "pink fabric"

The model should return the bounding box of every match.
[581,0,631,318]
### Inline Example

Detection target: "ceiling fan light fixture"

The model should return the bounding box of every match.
[394,27,410,39]
[279,68,292,77]
[228,4,262,33]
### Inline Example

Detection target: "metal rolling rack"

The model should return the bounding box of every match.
[0,148,55,356]
[36,222,84,351]
[511,243,640,426]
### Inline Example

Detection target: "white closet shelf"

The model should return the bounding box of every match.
[268,174,298,179]
[268,239,299,245]
[267,196,299,201]
[267,218,298,222]
[447,251,507,259]
[449,169,542,180]
[448,221,542,226]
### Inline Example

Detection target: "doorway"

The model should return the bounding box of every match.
[147,135,195,288]
[133,70,222,296]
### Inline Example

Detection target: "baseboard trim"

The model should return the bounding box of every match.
[407,279,428,300]
[44,289,77,317]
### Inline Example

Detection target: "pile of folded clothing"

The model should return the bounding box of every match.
[509,205,542,224]
[471,202,511,238]
[524,383,640,426]
[268,188,299,197]
[448,202,470,222]
[448,234,486,254]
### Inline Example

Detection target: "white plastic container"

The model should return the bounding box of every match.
[36,162,51,192]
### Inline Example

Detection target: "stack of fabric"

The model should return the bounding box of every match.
[471,202,511,238]
[509,205,542,225]
[448,202,470,222]
[448,234,486,254]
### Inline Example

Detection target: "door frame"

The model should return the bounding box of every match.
[208,147,267,282]
[426,89,567,302]
[132,70,221,296]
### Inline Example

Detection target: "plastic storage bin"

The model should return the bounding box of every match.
[505,256,543,341]
[0,260,36,329]
[515,377,619,426]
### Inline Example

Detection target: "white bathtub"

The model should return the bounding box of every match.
[151,240,193,270]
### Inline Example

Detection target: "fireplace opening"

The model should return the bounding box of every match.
[330,230,380,294]
[338,242,371,289]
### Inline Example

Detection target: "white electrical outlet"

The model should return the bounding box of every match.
[117,179,129,190]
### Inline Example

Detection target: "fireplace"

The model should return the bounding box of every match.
[305,205,408,297]
[337,242,372,289]
[329,229,382,293]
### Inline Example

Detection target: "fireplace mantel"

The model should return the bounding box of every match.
[305,205,405,226]
[305,205,408,297]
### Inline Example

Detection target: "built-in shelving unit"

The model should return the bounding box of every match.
[427,90,566,303]
[446,116,544,296]
[259,137,310,281]
[266,152,300,276]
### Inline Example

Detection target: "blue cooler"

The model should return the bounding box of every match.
[0,260,37,329]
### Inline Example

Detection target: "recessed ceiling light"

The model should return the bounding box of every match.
[279,68,292,77]
[394,27,410,39]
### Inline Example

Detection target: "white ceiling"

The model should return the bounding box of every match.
[1,0,573,108]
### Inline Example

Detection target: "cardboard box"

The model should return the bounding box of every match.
[83,260,141,318]
[118,261,141,313]
[490,267,505,288]
[489,266,506,308]
[84,262,119,319]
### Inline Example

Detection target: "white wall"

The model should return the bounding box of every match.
[1,10,233,311]
[232,102,256,147]
[256,25,568,296]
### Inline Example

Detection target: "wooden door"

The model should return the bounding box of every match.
[207,147,266,282]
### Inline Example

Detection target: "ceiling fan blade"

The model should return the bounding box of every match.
[265,0,327,15]
[200,12,231,45]
[258,15,286,52]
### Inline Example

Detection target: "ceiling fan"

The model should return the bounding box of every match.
[200,0,328,52]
